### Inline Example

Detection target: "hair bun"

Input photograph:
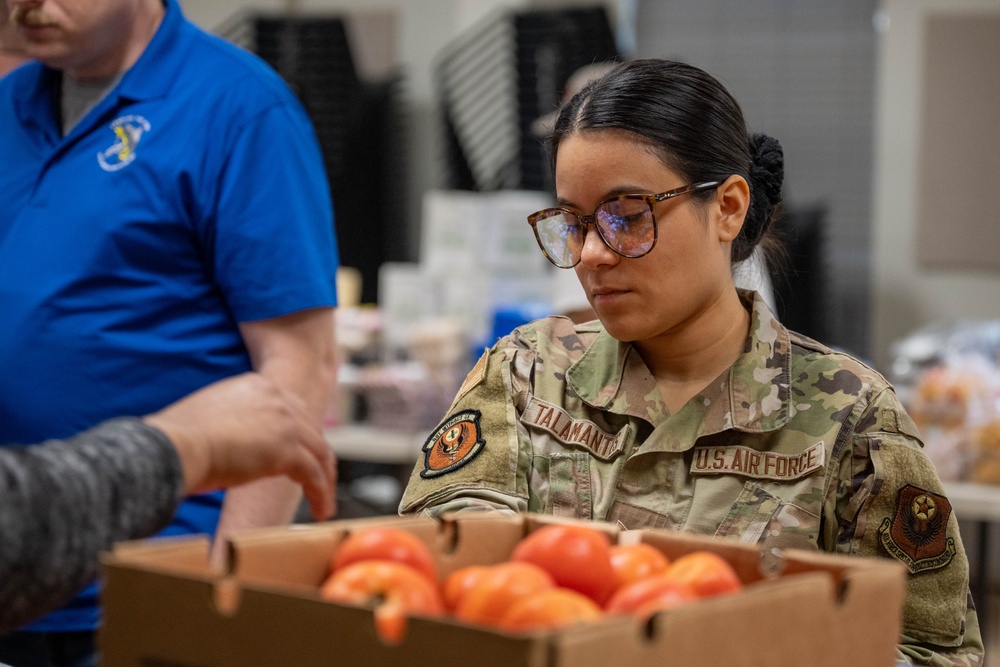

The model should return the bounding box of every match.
[748,133,784,210]
[741,133,784,249]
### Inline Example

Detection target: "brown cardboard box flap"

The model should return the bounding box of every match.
[100,513,905,667]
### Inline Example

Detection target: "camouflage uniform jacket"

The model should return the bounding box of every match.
[400,291,983,666]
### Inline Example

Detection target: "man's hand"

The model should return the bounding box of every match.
[144,372,336,521]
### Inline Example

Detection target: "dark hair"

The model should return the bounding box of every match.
[548,59,784,265]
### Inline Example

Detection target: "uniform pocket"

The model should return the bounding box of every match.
[716,482,820,551]
[541,451,593,518]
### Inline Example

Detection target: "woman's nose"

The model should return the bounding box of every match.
[578,225,618,268]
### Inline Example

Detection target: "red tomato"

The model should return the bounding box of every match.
[442,565,491,611]
[454,561,556,627]
[604,572,698,615]
[609,543,670,591]
[665,551,742,598]
[332,527,438,583]
[510,524,616,605]
[319,560,444,643]
[499,588,603,632]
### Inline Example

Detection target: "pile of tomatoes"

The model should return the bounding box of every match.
[319,523,742,643]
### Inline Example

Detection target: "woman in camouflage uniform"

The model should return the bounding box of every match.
[400,59,982,665]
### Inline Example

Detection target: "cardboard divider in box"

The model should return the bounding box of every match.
[99,512,907,667]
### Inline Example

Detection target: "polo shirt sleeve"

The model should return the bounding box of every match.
[207,99,339,323]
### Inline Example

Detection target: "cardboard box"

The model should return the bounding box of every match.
[100,513,906,667]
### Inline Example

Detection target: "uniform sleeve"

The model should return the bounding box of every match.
[0,418,183,635]
[206,99,339,322]
[398,341,534,517]
[830,388,984,666]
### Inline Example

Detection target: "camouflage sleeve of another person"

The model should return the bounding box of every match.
[828,387,984,666]
[398,336,534,517]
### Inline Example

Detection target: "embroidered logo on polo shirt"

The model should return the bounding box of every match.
[97,115,150,172]
[878,484,956,573]
[420,410,486,478]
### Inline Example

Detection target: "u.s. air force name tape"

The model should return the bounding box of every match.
[689,442,824,480]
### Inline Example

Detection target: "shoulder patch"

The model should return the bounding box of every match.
[419,409,486,478]
[878,484,956,573]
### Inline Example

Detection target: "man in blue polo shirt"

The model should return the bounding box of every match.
[0,0,340,663]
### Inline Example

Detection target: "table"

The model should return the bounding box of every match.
[324,424,426,464]
[943,481,1000,638]
[944,481,1000,523]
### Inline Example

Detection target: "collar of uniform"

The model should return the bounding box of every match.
[112,0,192,103]
[724,289,793,434]
[565,290,793,435]
[566,325,665,423]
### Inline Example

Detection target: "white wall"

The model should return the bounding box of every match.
[872,0,1000,369]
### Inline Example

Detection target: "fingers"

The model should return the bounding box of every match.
[330,453,338,511]
[146,371,339,517]
[283,400,336,520]
[283,433,336,520]
[271,383,338,519]
[298,432,336,520]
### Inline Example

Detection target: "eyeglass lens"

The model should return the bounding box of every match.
[534,197,655,268]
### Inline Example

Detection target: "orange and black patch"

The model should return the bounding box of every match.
[420,410,486,478]
[877,484,956,573]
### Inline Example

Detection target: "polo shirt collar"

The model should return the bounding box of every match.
[566,290,794,439]
[12,63,60,135]
[115,0,192,102]
[11,0,189,134]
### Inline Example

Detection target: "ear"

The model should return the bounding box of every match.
[712,175,750,243]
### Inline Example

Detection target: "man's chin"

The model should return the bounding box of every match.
[12,40,70,68]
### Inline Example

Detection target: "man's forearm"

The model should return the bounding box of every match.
[213,308,336,549]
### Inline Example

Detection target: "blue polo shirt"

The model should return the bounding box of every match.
[0,0,338,631]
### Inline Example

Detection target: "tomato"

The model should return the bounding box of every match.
[320,560,444,643]
[454,561,556,627]
[441,565,491,611]
[332,527,438,583]
[609,543,670,591]
[604,572,698,615]
[665,551,742,598]
[499,588,603,632]
[510,524,616,605]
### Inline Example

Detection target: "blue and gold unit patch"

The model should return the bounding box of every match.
[878,484,956,573]
[420,409,485,478]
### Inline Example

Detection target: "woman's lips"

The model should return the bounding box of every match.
[590,286,629,304]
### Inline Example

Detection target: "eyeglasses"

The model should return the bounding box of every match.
[526,181,721,268]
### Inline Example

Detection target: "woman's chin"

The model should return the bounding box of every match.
[598,319,645,344]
